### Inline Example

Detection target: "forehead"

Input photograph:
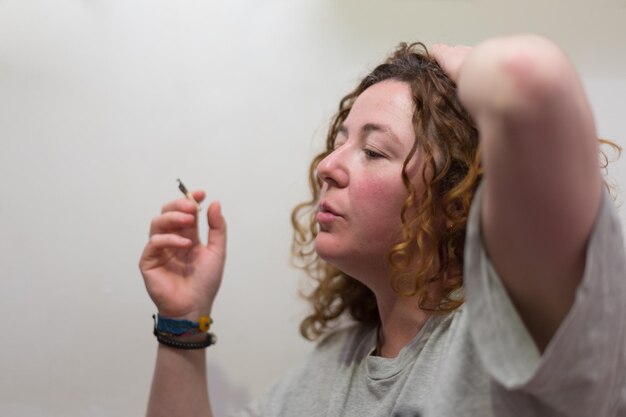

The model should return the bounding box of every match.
[343,80,415,144]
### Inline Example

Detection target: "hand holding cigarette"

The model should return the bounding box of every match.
[177,178,201,211]
[139,179,227,321]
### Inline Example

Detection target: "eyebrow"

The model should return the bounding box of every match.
[337,123,402,146]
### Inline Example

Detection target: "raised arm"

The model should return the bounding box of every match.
[434,35,602,351]
[139,191,227,417]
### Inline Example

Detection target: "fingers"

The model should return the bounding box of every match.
[430,43,446,54]
[148,234,192,249]
[139,232,192,272]
[160,190,206,214]
[150,211,195,235]
[143,212,194,262]
[430,43,449,60]
[190,190,206,203]
[149,191,207,249]
[142,209,196,266]
[146,191,226,256]
[431,43,473,83]
[206,201,227,255]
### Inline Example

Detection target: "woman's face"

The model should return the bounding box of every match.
[314,80,424,279]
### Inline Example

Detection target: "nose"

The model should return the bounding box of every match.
[316,146,349,189]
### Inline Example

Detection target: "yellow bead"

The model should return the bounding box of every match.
[198,316,213,332]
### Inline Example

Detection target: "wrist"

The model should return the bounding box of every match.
[152,314,217,350]
[168,332,208,343]
[157,306,213,322]
[155,314,213,334]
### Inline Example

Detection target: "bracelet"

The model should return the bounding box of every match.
[155,314,213,336]
[152,315,217,350]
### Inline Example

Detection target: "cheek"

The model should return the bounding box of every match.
[353,176,408,225]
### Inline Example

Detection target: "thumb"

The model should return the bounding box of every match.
[206,201,227,254]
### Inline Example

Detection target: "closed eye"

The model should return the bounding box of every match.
[364,148,385,159]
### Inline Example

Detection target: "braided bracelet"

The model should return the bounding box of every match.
[152,315,217,350]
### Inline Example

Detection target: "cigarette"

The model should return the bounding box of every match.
[176,178,201,211]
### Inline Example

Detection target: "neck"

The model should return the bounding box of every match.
[337,262,431,358]
[373,288,430,358]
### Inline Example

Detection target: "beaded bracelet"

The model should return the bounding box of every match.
[155,314,213,335]
[152,315,217,350]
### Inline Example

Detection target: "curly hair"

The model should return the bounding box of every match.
[290,42,480,340]
[291,42,622,341]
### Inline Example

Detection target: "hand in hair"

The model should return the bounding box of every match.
[430,43,472,83]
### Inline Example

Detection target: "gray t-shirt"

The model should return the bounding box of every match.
[236,187,626,417]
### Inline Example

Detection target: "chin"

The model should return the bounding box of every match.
[313,234,344,265]
[314,237,367,280]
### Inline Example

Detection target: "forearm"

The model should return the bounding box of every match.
[147,345,212,417]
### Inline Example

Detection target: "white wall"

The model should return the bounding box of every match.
[1,1,625,416]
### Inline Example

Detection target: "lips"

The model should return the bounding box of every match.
[319,201,341,217]
[317,201,342,224]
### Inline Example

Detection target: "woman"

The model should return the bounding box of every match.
[139,35,625,416]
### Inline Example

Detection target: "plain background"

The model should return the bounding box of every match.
[1,1,625,416]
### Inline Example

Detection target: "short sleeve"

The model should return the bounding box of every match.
[464,184,626,417]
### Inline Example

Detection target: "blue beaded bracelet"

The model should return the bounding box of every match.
[155,314,213,336]
[152,315,216,350]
